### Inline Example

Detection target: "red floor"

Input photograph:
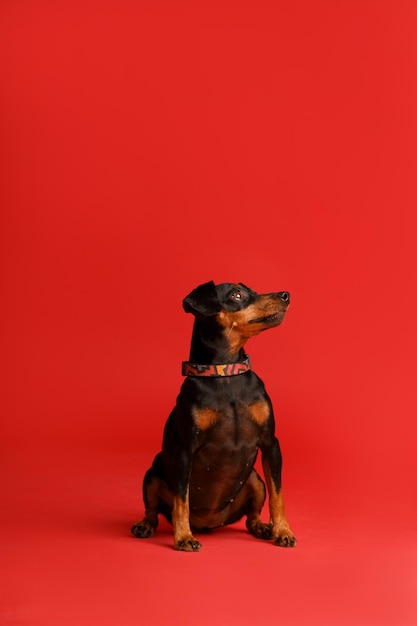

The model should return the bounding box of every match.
[3,442,416,626]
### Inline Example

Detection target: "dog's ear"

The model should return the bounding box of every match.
[183,281,221,317]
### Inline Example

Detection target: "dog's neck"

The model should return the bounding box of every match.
[188,318,247,364]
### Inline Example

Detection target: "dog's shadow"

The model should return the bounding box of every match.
[83,512,259,551]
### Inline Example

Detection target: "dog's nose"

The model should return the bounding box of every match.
[278,291,290,303]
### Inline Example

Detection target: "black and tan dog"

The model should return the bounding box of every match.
[131,281,296,551]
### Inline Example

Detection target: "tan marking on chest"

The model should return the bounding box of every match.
[249,401,270,425]
[193,408,221,430]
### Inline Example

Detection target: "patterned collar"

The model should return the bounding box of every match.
[181,355,252,377]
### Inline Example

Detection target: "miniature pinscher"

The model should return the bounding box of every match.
[131,281,296,551]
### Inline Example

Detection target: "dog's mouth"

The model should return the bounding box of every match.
[249,310,285,325]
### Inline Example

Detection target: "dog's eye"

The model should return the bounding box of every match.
[231,291,242,300]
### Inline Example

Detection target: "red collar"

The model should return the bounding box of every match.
[182,355,252,377]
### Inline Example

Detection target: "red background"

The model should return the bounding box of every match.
[1,1,416,625]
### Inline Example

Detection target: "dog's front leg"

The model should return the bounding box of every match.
[172,488,201,552]
[171,453,202,552]
[262,437,296,547]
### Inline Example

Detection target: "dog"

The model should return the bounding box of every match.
[131,281,296,551]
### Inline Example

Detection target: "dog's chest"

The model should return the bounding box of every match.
[188,405,260,513]
[192,396,269,436]
[192,401,263,468]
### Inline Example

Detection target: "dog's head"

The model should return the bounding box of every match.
[183,281,290,353]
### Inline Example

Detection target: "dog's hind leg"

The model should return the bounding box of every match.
[245,469,273,540]
[131,467,171,539]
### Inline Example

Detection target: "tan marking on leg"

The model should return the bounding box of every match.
[263,460,296,547]
[192,407,220,430]
[172,493,202,552]
[248,401,270,426]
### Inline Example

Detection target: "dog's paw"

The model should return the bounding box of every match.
[273,528,296,548]
[175,535,202,552]
[131,520,157,539]
[246,520,273,540]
